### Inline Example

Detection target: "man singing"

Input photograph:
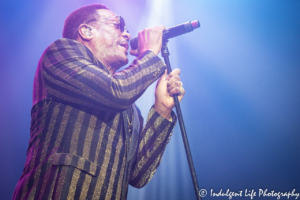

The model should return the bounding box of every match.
[13,3,185,200]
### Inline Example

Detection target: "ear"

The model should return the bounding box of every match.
[78,24,94,41]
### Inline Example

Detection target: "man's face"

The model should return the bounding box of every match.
[91,9,131,71]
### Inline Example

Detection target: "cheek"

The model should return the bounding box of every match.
[101,27,118,46]
[96,27,122,58]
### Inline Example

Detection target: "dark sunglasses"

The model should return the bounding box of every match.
[85,15,129,33]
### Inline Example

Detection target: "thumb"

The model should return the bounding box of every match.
[130,49,139,57]
[156,69,167,88]
[158,69,168,84]
[162,69,168,80]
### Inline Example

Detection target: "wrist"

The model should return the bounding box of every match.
[154,103,172,120]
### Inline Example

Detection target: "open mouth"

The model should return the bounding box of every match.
[119,43,129,55]
[119,43,128,50]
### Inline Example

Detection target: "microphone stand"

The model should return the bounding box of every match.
[161,39,201,200]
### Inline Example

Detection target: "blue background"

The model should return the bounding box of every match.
[0,0,299,199]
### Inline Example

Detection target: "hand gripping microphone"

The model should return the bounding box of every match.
[130,20,200,50]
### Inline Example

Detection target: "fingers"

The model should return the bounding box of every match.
[137,25,166,56]
[169,84,185,96]
[166,68,181,92]
[167,80,182,93]
[166,68,185,98]
[166,68,180,82]
[177,87,185,103]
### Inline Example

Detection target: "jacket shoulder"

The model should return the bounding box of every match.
[41,38,101,67]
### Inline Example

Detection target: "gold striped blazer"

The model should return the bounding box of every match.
[13,39,177,200]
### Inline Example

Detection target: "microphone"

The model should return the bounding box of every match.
[130,20,200,50]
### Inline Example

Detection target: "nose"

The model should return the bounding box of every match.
[122,30,131,41]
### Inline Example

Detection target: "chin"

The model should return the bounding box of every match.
[119,59,128,68]
[111,52,129,70]
[112,59,128,72]
[118,55,129,67]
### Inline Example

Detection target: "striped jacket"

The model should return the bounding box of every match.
[13,39,176,200]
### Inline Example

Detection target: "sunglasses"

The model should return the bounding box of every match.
[85,15,129,33]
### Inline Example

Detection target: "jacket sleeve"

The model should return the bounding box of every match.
[129,106,177,188]
[39,39,166,112]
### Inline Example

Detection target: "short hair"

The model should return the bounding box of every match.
[63,4,109,40]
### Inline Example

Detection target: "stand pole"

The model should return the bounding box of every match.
[161,40,201,200]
